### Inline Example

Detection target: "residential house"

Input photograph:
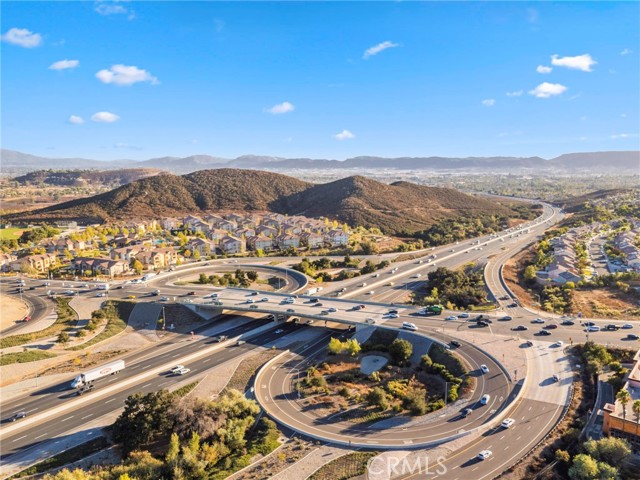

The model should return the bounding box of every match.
[11,253,58,274]
[219,235,246,254]
[325,229,350,247]
[188,238,216,257]
[0,253,18,272]
[161,218,181,230]
[275,234,300,249]
[256,225,278,238]
[235,228,255,238]
[248,235,273,252]
[72,257,130,277]
[300,232,324,249]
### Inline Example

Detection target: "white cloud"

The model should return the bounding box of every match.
[482,99,495,107]
[1,28,42,48]
[91,111,120,123]
[95,1,135,19]
[529,82,568,98]
[68,115,84,125]
[334,130,355,141]
[49,59,79,70]
[363,41,399,59]
[536,65,552,74]
[620,48,633,56]
[266,101,295,115]
[506,90,523,97]
[551,54,596,72]
[96,64,158,86]
[610,133,638,140]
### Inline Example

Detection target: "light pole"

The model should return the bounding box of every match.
[444,382,449,406]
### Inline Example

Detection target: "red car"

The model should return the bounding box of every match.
[22,315,31,322]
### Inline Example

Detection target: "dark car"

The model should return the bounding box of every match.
[508,303,518,308]
[544,324,558,329]
[450,340,461,348]
[583,321,595,327]
[388,309,399,314]
[461,408,473,418]
[561,320,575,326]
[626,334,639,340]
[604,324,620,331]
[11,411,27,421]
[538,330,552,336]
[512,325,528,331]
[187,291,196,296]
[313,303,324,307]
[499,316,513,321]
[477,321,489,327]
[309,298,319,303]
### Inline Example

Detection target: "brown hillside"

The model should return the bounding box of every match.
[271,176,511,233]
[8,169,515,234]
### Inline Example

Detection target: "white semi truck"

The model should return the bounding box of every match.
[70,359,125,389]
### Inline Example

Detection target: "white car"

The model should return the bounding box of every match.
[532,318,545,324]
[274,329,284,334]
[553,341,564,348]
[501,418,515,429]
[458,312,470,318]
[246,299,254,304]
[477,450,493,460]
[412,274,422,278]
[446,316,457,321]
[480,364,489,374]
[367,290,375,295]
[587,325,600,332]
[365,318,376,324]
[96,292,106,297]
[171,365,185,374]
[260,297,269,302]
[175,367,190,375]
[327,308,337,313]
[480,394,491,405]
[284,298,295,304]
[386,313,399,319]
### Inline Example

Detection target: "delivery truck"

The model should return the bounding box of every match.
[70,359,125,389]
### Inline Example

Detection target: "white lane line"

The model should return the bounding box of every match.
[26,408,39,414]
[12,435,28,442]
[141,364,152,370]
[81,414,94,420]
[105,398,116,403]
[61,416,74,422]
[203,358,211,363]
[141,383,152,388]
[171,353,181,358]
[35,432,48,440]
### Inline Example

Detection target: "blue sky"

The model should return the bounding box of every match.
[2,1,639,161]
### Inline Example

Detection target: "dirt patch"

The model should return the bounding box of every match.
[220,349,281,395]
[39,349,129,376]
[231,436,315,480]
[503,247,537,307]
[0,293,28,331]
[572,288,640,320]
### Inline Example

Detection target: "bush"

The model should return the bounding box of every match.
[403,386,428,415]
[366,387,389,410]
[429,399,445,412]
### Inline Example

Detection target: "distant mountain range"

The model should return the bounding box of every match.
[2,149,638,175]
[6,169,519,234]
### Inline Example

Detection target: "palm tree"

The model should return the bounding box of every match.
[632,399,640,442]
[616,389,631,433]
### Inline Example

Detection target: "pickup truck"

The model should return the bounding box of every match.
[213,335,228,342]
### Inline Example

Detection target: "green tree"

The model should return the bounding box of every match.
[256,248,265,257]
[193,249,201,260]
[131,259,143,275]
[632,400,640,439]
[568,454,599,480]
[327,337,344,355]
[247,270,258,282]
[166,432,180,464]
[57,331,70,346]
[523,265,537,283]
[616,389,631,433]
[555,449,571,463]
[389,339,413,364]
[584,437,631,465]
[366,387,389,410]
[403,385,428,415]
[113,390,174,456]
[345,338,361,357]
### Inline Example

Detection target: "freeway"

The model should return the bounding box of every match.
[0,315,276,457]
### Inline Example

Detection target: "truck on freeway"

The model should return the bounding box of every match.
[420,305,443,315]
[97,283,110,290]
[70,359,125,389]
[306,287,323,295]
